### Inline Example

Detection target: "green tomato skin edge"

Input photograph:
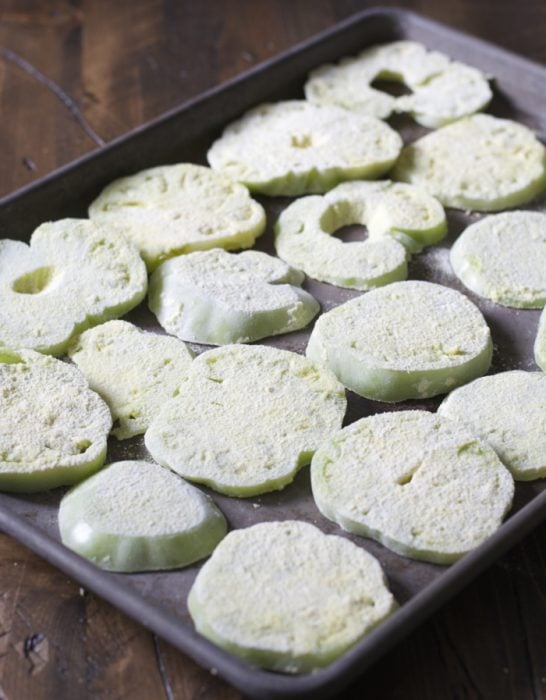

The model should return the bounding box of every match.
[58,504,227,573]
[187,587,398,674]
[306,334,493,402]
[0,446,107,494]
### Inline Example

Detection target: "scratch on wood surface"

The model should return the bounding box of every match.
[0,601,10,660]
[14,606,32,631]
[441,625,485,699]
[153,635,174,700]
[0,47,105,147]
[511,575,540,700]
[1,559,29,639]
[0,559,29,679]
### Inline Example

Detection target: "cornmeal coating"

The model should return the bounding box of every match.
[89,163,266,270]
[0,219,147,356]
[307,280,492,401]
[208,100,402,196]
[0,349,112,492]
[312,411,514,563]
[145,345,346,497]
[393,115,546,211]
[188,520,396,673]
[149,249,319,344]
[59,460,227,572]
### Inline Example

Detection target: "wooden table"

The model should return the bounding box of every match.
[0,1,545,698]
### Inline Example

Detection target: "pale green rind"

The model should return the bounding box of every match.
[274,180,446,291]
[450,212,546,309]
[188,521,397,673]
[438,371,546,481]
[307,334,492,403]
[58,460,227,572]
[0,446,108,494]
[306,280,492,402]
[148,249,320,345]
[187,587,396,674]
[275,199,407,289]
[392,114,546,212]
[144,446,315,499]
[68,321,194,440]
[342,181,447,253]
[305,41,448,120]
[145,345,346,497]
[89,163,266,271]
[0,350,112,493]
[0,220,147,356]
[207,100,402,196]
[536,308,546,371]
[395,62,492,129]
[237,162,398,198]
[311,411,514,564]
[305,41,491,129]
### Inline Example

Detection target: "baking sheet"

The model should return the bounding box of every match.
[0,8,545,699]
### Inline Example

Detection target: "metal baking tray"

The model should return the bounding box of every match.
[0,8,544,699]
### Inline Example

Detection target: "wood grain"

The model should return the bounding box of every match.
[0,1,545,699]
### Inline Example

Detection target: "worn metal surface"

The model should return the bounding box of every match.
[0,8,544,699]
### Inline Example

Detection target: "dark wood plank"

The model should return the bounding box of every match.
[1,0,545,198]
[0,1,545,699]
[156,637,241,700]
[0,2,97,195]
[353,526,546,700]
[0,534,170,700]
